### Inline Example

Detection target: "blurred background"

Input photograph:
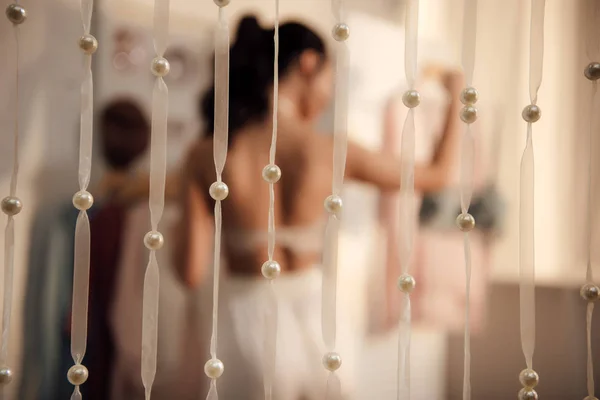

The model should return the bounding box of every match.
[0,0,599,399]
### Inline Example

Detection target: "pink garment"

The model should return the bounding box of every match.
[376,80,447,331]
[413,229,490,333]
[378,79,490,333]
[110,203,204,400]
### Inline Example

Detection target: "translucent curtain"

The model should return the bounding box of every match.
[141,0,171,398]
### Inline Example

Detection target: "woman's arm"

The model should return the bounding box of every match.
[346,70,463,193]
[173,145,214,289]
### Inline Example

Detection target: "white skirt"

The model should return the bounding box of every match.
[201,267,356,400]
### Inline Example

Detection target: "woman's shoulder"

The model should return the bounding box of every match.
[182,138,214,185]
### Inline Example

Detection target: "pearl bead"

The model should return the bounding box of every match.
[262,164,281,184]
[460,106,478,124]
[5,4,26,25]
[518,388,538,400]
[519,368,539,389]
[204,359,224,379]
[581,283,600,302]
[78,34,98,55]
[151,57,170,77]
[261,260,281,280]
[584,62,600,81]
[332,23,350,42]
[1,196,22,216]
[67,364,89,386]
[213,0,230,6]
[397,273,416,293]
[322,352,342,371]
[144,231,164,251]
[0,367,12,385]
[209,181,229,201]
[522,104,541,123]
[402,90,421,108]
[460,87,479,105]
[324,195,343,214]
[456,213,476,232]
[72,190,94,211]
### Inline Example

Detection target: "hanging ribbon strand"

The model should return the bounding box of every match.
[396,0,419,399]
[203,2,230,399]
[0,1,27,393]
[455,1,478,400]
[260,1,281,399]
[517,1,545,399]
[321,1,349,398]
[581,1,600,399]
[64,0,99,397]
[140,0,171,399]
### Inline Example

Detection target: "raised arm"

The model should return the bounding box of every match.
[346,70,463,193]
[172,143,214,288]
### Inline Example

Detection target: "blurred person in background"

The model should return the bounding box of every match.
[176,15,462,400]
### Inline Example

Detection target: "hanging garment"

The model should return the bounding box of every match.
[199,267,356,400]
[19,203,88,400]
[86,201,127,400]
[110,202,204,400]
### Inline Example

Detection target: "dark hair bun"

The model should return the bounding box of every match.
[200,15,326,139]
[236,16,263,40]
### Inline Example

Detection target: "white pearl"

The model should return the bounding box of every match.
[261,260,281,280]
[460,87,478,105]
[581,283,600,302]
[402,90,421,108]
[322,352,342,371]
[584,62,600,81]
[518,388,538,400]
[0,367,12,385]
[5,4,26,25]
[209,181,229,201]
[67,364,89,386]
[324,195,343,214]
[522,104,541,123]
[78,34,98,55]
[1,196,22,216]
[519,368,539,389]
[213,0,230,6]
[72,190,94,211]
[332,23,350,42]
[460,106,478,124]
[144,231,164,251]
[262,164,281,184]
[397,273,416,293]
[151,57,170,77]
[204,359,224,379]
[456,213,475,232]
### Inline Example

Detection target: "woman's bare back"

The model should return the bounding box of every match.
[189,119,334,276]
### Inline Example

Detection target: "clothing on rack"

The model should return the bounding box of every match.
[110,203,203,400]
[86,202,127,400]
[19,203,89,400]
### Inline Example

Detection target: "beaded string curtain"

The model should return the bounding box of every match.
[203,1,231,399]
[140,0,171,398]
[67,0,101,397]
[396,0,419,398]
[0,1,27,393]
[581,1,600,399]
[517,1,545,399]
[260,0,282,399]
[320,0,350,398]
[455,1,479,400]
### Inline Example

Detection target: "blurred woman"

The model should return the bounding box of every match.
[177,16,461,400]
